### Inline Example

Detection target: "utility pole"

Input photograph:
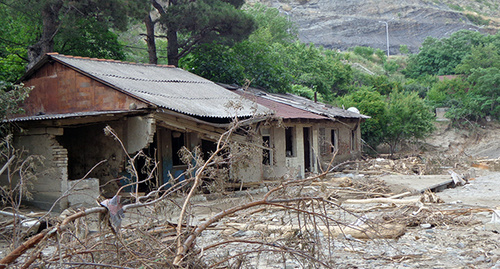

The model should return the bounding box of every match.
[379,21,390,57]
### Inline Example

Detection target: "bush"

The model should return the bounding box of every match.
[353,46,375,60]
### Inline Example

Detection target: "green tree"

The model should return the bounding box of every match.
[0,83,32,122]
[404,30,485,78]
[455,44,500,75]
[425,77,469,109]
[399,45,409,55]
[467,67,500,120]
[181,5,352,97]
[284,42,352,99]
[385,91,435,154]
[151,0,256,66]
[368,75,401,95]
[0,5,38,83]
[54,17,126,60]
[0,0,145,78]
[338,87,388,149]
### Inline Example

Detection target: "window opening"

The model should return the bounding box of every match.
[331,129,337,152]
[285,127,294,157]
[263,135,271,165]
[172,132,185,166]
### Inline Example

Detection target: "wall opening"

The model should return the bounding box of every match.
[262,135,271,165]
[171,131,185,166]
[331,129,337,152]
[351,129,356,151]
[303,127,311,172]
[135,133,158,193]
[285,127,295,157]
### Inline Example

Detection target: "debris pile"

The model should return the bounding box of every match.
[342,156,433,176]
[2,156,500,268]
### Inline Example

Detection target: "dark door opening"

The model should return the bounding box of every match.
[136,133,158,193]
[303,127,311,172]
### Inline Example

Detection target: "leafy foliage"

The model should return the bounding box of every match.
[340,86,436,153]
[0,84,32,122]
[425,77,469,109]
[0,0,145,81]
[55,17,126,60]
[338,87,388,149]
[0,6,39,83]
[455,44,500,75]
[385,91,435,154]
[181,5,352,99]
[158,0,256,66]
[467,67,500,120]
[404,30,486,78]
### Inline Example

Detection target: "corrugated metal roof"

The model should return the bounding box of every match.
[235,90,329,120]
[230,87,369,119]
[46,54,269,119]
[263,92,370,119]
[5,110,135,123]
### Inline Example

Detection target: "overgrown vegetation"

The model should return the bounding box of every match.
[0,1,498,156]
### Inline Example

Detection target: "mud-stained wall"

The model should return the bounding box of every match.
[8,128,69,211]
[318,119,362,165]
[262,119,362,180]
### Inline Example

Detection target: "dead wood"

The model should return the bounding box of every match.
[0,207,107,269]
[388,191,413,199]
[448,169,466,186]
[223,222,406,239]
[342,169,385,175]
[343,197,421,205]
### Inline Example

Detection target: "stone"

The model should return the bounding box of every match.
[420,223,432,229]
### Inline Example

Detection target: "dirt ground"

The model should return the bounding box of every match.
[186,122,500,268]
[1,122,499,268]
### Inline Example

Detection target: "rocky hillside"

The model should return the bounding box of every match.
[247,0,499,54]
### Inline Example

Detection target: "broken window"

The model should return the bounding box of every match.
[351,130,356,151]
[262,135,271,165]
[285,127,294,157]
[172,131,185,166]
[331,129,337,152]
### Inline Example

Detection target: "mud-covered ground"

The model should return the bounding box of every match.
[192,169,500,268]
[1,122,499,268]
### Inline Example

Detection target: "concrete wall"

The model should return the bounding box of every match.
[9,128,69,211]
[261,119,362,180]
[67,178,100,208]
[126,116,155,154]
[228,127,263,183]
[318,119,362,166]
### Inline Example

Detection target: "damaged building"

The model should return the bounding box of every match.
[225,86,369,179]
[3,53,368,211]
[4,53,270,210]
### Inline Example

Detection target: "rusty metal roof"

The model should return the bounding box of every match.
[5,110,137,123]
[229,86,369,119]
[235,90,329,120]
[34,54,269,119]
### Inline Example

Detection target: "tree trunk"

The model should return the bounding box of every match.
[27,1,63,70]
[144,14,158,65]
[166,25,179,67]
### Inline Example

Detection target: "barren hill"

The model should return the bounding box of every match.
[248,0,499,53]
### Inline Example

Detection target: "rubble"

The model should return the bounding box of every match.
[2,155,500,268]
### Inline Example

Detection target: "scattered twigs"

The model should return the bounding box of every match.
[0,206,107,269]
[343,197,421,205]
[201,239,332,268]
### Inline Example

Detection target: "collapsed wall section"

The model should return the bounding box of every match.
[12,128,69,211]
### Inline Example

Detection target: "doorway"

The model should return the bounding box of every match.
[303,127,311,172]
